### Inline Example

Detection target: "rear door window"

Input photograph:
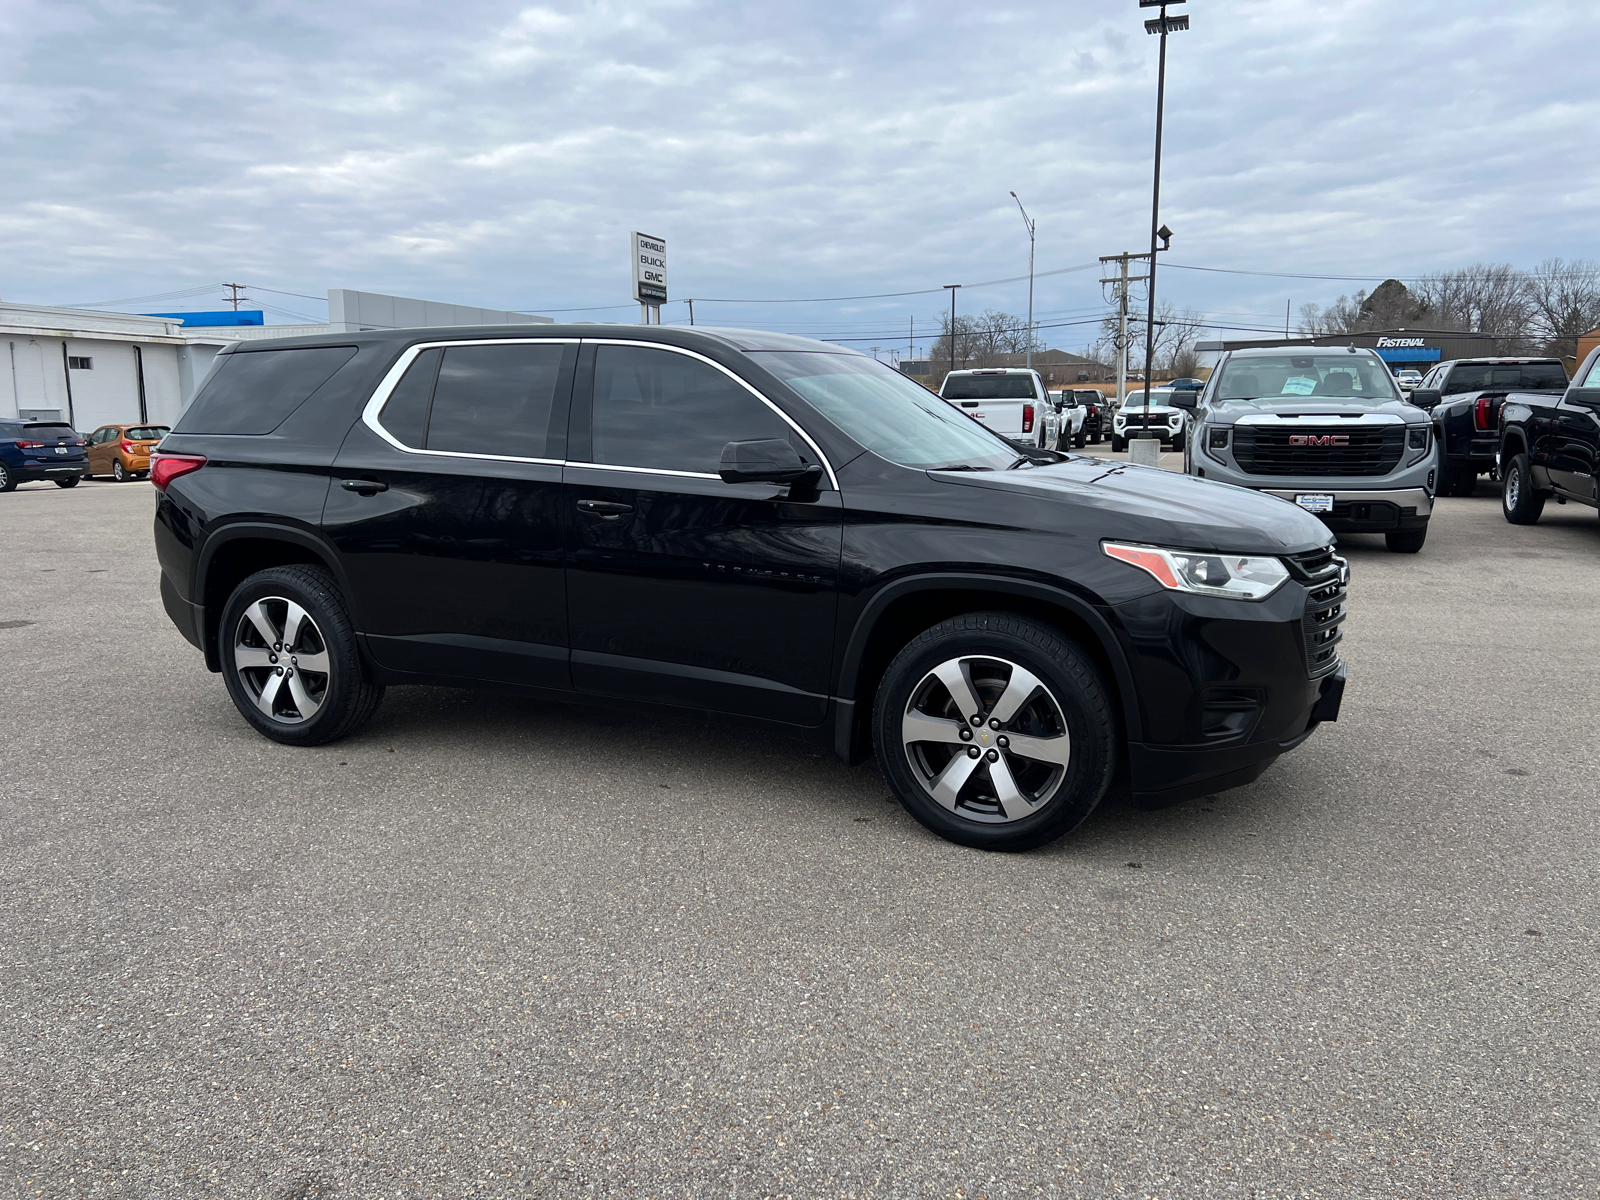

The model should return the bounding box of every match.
[1443,362,1568,394]
[176,345,358,435]
[418,343,572,459]
[590,345,789,475]
[125,426,169,441]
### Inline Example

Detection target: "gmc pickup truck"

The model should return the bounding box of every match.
[939,368,1059,451]
[1499,346,1600,525]
[1409,357,1568,496]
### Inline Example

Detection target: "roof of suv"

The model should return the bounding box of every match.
[945,367,1039,375]
[1224,345,1385,360]
[210,324,866,357]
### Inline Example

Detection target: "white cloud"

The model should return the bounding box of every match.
[0,0,1596,343]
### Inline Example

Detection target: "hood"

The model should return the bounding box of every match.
[930,456,1332,555]
[1209,396,1425,424]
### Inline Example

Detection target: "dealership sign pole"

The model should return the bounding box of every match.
[632,232,667,324]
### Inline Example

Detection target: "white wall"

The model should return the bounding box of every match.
[327,289,552,331]
[5,337,70,421]
[141,345,183,426]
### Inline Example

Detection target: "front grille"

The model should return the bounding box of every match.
[1121,414,1172,428]
[1286,549,1347,678]
[1233,425,1405,477]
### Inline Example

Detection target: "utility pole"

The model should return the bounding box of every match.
[1100,251,1151,408]
[1139,0,1188,408]
[222,282,249,311]
[687,299,695,325]
[943,285,961,380]
[1010,192,1037,370]
[908,315,914,363]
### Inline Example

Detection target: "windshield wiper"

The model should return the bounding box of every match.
[1006,455,1034,470]
[925,463,992,472]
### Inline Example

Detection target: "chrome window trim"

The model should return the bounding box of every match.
[360,337,580,465]
[1233,412,1405,427]
[359,336,840,488]
[581,338,840,490]
[566,461,719,481]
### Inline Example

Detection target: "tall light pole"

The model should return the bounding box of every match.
[1139,0,1188,410]
[1009,191,1036,370]
[943,284,962,380]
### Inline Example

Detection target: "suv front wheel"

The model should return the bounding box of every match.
[219,565,384,746]
[873,612,1117,851]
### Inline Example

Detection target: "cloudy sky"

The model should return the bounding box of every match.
[2,0,1597,353]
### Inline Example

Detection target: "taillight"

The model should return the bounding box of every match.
[1473,396,1495,431]
[1022,404,1035,433]
[121,440,135,453]
[14,440,43,449]
[149,454,206,492]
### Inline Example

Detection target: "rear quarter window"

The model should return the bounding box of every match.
[174,345,358,435]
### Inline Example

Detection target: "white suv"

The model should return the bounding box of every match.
[1111,387,1188,452]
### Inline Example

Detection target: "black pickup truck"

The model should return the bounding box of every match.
[1499,347,1600,524]
[1409,357,1568,496]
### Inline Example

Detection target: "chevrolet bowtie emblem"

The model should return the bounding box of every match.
[981,733,989,743]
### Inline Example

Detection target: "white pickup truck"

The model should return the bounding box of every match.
[938,368,1059,450]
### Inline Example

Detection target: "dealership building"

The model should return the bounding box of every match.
[1195,328,1505,375]
[2,289,551,433]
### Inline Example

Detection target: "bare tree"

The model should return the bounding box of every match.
[1522,257,1600,360]
[1414,263,1532,345]
[1098,302,1206,376]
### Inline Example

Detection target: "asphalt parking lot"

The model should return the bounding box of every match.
[3,472,1597,1199]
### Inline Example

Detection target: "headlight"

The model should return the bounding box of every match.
[1407,426,1429,449]
[1169,413,1183,425]
[1103,541,1289,601]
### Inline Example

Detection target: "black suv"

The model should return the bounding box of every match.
[153,326,1347,851]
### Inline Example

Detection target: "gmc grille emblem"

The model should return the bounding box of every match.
[1289,434,1350,447]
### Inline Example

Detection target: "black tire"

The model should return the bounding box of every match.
[1385,526,1428,553]
[872,612,1117,852]
[1171,431,1186,453]
[1111,436,1127,453]
[1501,453,1545,525]
[1439,462,1476,497]
[55,476,80,488]
[1073,431,1086,448]
[0,462,14,493]
[218,564,384,746]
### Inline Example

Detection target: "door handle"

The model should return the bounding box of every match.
[576,498,633,518]
[340,479,388,495]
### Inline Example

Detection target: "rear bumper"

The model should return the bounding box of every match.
[17,464,88,482]
[161,571,206,654]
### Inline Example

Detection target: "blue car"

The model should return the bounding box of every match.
[0,419,90,491]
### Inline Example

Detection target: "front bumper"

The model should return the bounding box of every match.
[1258,486,1432,532]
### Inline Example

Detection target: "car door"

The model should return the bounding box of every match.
[564,340,843,726]
[1550,357,1600,501]
[88,427,114,474]
[323,338,574,687]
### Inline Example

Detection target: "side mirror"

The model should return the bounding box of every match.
[1566,387,1600,412]
[1169,391,1198,410]
[719,438,822,488]
[1409,388,1442,410]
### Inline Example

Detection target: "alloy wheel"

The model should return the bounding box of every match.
[1505,463,1521,509]
[232,596,332,724]
[901,655,1072,824]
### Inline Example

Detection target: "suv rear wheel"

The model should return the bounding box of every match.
[0,463,14,492]
[1501,453,1545,525]
[873,612,1117,851]
[218,565,384,746]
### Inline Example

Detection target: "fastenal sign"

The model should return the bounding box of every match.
[632,231,667,305]
[1375,337,1428,348]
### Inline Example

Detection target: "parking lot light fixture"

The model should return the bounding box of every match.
[943,284,962,379]
[1010,192,1037,370]
[1139,0,1188,417]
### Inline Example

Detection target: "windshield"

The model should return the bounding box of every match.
[1215,355,1398,402]
[1443,362,1567,394]
[940,374,1037,400]
[1125,389,1173,408]
[125,426,169,441]
[751,352,1016,468]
